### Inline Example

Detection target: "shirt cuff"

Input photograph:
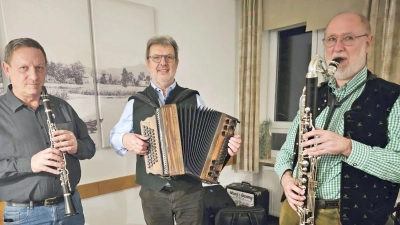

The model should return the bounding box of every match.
[111,133,128,157]
[344,140,370,168]
[16,158,33,172]
[276,165,293,182]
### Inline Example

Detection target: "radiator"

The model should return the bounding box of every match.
[261,166,283,217]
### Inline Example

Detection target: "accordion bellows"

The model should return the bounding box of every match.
[140,104,239,184]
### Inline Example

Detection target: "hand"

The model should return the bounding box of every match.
[302,127,352,157]
[227,134,241,156]
[31,148,64,174]
[122,133,149,155]
[281,171,305,212]
[52,130,78,154]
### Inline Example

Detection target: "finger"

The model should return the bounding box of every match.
[288,185,305,197]
[58,146,73,153]
[304,142,328,156]
[47,148,63,156]
[135,141,149,149]
[288,195,305,209]
[47,153,64,163]
[303,129,324,139]
[42,166,62,175]
[228,139,241,149]
[137,134,150,140]
[227,148,235,156]
[228,142,239,152]
[44,160,65,169]
[137,149,148,155]
[231,135,242,142]
[301,137,321,147]
[288,201,299,212]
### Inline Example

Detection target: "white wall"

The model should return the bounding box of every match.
[80,1,257,225]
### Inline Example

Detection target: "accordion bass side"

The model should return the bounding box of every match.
[140,104,239,184]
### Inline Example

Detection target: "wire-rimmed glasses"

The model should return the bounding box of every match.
[322,34,368,47]
[147,54,176,63]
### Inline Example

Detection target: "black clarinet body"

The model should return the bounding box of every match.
[296,56,340,225]
[41,86,78,217]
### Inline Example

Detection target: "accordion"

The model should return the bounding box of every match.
[140,104,239,184]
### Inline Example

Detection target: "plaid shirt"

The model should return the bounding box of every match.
[274,66,400,199]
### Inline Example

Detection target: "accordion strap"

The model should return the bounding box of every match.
[170,89,199,104]
[129,88,199,108]
[129,93,158,108]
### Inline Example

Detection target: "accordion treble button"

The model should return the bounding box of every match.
[208,172,213,177]
[221,131,226,136]
[210,166,215,170]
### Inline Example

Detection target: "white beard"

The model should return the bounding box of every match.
[333,43,367,81]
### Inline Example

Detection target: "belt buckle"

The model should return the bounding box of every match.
[44,196,59,206]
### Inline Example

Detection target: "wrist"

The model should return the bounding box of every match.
[342,139,352,157]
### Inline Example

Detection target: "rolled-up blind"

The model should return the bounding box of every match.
[263,0,365,31]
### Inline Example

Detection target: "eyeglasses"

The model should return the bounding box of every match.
[322,34,368,47]
[147,54,176,63]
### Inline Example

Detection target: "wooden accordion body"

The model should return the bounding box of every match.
[140,104,239,184]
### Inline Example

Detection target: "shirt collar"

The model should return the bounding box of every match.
[4,84,42,112]
[328,66,368,97]
[150,80,176,97]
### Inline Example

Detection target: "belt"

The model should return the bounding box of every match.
[5,191,74,207]
[315,199,340,209]
[161,186,175,193]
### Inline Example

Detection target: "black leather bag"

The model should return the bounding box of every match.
[203,185,236,225]
[214,205,267,225]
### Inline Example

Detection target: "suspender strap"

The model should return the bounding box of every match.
[323,73,377,130]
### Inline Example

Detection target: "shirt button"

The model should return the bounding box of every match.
[352,163,358,166]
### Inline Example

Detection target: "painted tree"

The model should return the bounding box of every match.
[70,61,85,85]
[121,68,129,87]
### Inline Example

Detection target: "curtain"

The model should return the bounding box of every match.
[363,0,400,84]
[237,0,263,172]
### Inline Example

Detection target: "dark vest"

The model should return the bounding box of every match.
[313,72,400,225]
[129,83,201,191]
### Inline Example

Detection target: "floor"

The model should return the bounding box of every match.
[266,215,398,225]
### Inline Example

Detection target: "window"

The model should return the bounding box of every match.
[276,26,312,122]
[260,26,325,156]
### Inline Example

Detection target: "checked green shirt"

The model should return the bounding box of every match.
[274,67,400,199]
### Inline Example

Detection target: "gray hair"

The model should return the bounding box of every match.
[4,38,47,65]
[146,35,179,60]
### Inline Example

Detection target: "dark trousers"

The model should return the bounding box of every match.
[139,184,204,225]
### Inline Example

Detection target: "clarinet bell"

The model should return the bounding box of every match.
[64,193,78,217]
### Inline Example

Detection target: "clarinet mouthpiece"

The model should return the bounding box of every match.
[327,58,341,76]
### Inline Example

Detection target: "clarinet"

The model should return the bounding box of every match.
[41,86,78,217]
[296,55,340,225]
